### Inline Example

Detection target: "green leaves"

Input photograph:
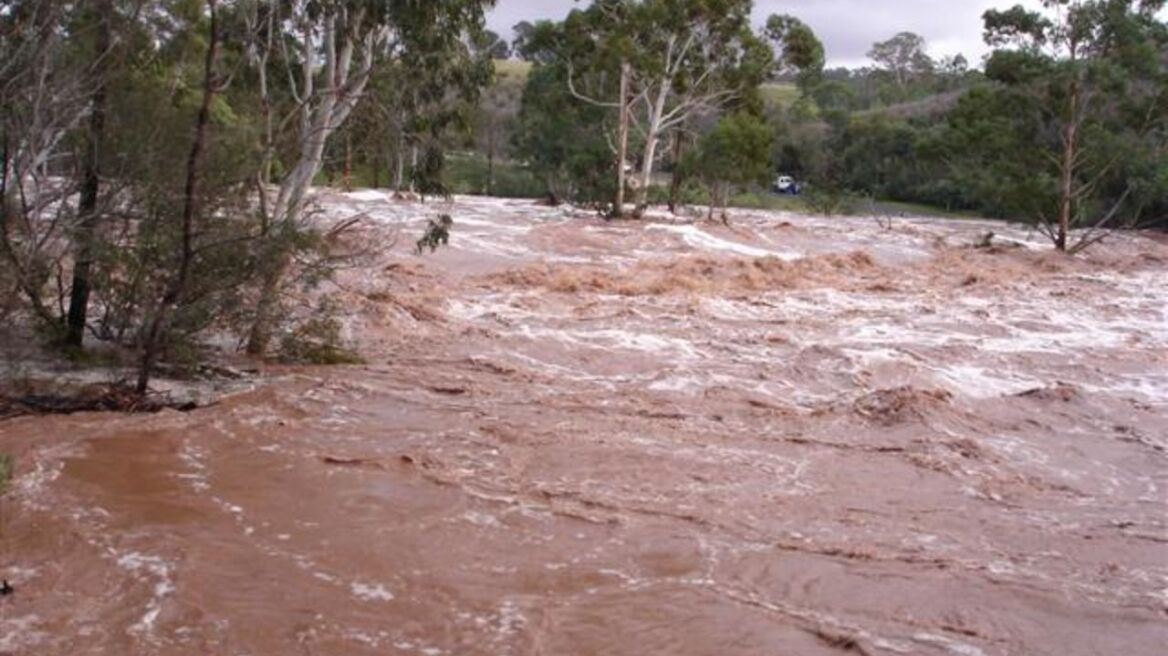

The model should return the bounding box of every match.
[692,112,773,189]
[764,14,825,91]
[512,56,615,204]
[416,215,454,255]
[984,49,1055,84]
[983,6,1053,48]
[976,0,1168,233]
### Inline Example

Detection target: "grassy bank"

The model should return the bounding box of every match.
[445,153,545,199]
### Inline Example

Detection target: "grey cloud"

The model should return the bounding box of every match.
[486,0,1050,68]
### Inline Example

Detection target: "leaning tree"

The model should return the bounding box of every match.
[983,0,1168,252]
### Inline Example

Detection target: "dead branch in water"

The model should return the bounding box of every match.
[0,382,200,420]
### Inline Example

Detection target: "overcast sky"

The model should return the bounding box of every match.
[486,0,1047,68]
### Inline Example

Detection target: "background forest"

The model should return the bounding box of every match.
[1,0,1165,390]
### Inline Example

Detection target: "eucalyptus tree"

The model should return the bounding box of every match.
[563,0,771,217]
[136,0,224,392]
[763,13,825,93]
[478,29,511,60]
[511,18,616,206]
[868,32,934,92]
[0,0,145,334]
[982,0,1167,251]
[65,0,124,348]
[560,2,633,213]
[688,112,773,223]
[1,0,90,327]
[475,75,522,196]
[245,0,495,355]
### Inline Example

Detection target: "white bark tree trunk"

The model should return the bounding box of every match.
[246,5,384,355]
[614,59,630,217]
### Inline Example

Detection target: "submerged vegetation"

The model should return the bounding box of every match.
[0,452,11,492]
[0,0,1164,400]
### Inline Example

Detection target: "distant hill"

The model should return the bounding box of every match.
[855,90,965,121]
[759,82,799,108]
[493,59,532,84]
[490,60,801,111]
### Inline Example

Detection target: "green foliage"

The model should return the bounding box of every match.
[867,32,935,97]
[764,14,825,91]
[802,186,856,217]
[416,215,454,255]
[833,114,928,201]
[974,0,1168,233]
[513,56,616,205]
[509,0,773,209]
[474,30,511,60]
[759,82,802,108]
[412,146,453,200]
[319,0,496,194]
[0,452,12,493]
[445,154,544,198]
[277,301,364,366]
[688,113,774,218]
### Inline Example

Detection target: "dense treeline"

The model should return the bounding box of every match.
[2,0,1165,389]
[499,0,1166,244]
[2,0,496,389]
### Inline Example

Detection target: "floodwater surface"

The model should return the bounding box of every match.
[2,193,1166,655]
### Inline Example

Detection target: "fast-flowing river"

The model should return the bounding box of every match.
[2,193,1166,655]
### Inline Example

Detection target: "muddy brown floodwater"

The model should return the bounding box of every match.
[2,193,1167,655]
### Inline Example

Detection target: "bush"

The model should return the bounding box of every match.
[0,452,12,492]
[276,301,364,365]
[802,186,856,216]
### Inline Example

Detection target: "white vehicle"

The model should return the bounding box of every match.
[773,175,801,195]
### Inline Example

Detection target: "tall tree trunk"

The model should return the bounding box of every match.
[393,133,405,191]
[137,0,220,393]
[633,132,661,216]
[1056,77,1080,252]
[245,253,288,356]
[612,59,630,218]
[64,1,112,348]
[248,17,358,356]
[486,128,496,196]
[667,130,685,214]
[246,6,382,356]
[246,97,345,355]
[409,145,419,193]
[0,132,57,328]
[343,132,352,191]
[253,0,275,233]
[633,78,672,217]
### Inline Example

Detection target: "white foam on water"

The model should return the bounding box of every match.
[176,439,211,493]
[114,551,176,638]
[461,511,503,528]
[646,223,800,259]
[0,615,51,651]
[350,581,395,602]
[933,364,1045,399]
[518,325,702,360]
[452,214,532,232]
[647,373,706,393]
[344,190,391,203]
[912,632,988,656]
[1083,373,1168,407]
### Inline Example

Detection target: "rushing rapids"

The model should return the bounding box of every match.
[2,193,1166,655]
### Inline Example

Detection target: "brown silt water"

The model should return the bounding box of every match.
[3,193,1166,655]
